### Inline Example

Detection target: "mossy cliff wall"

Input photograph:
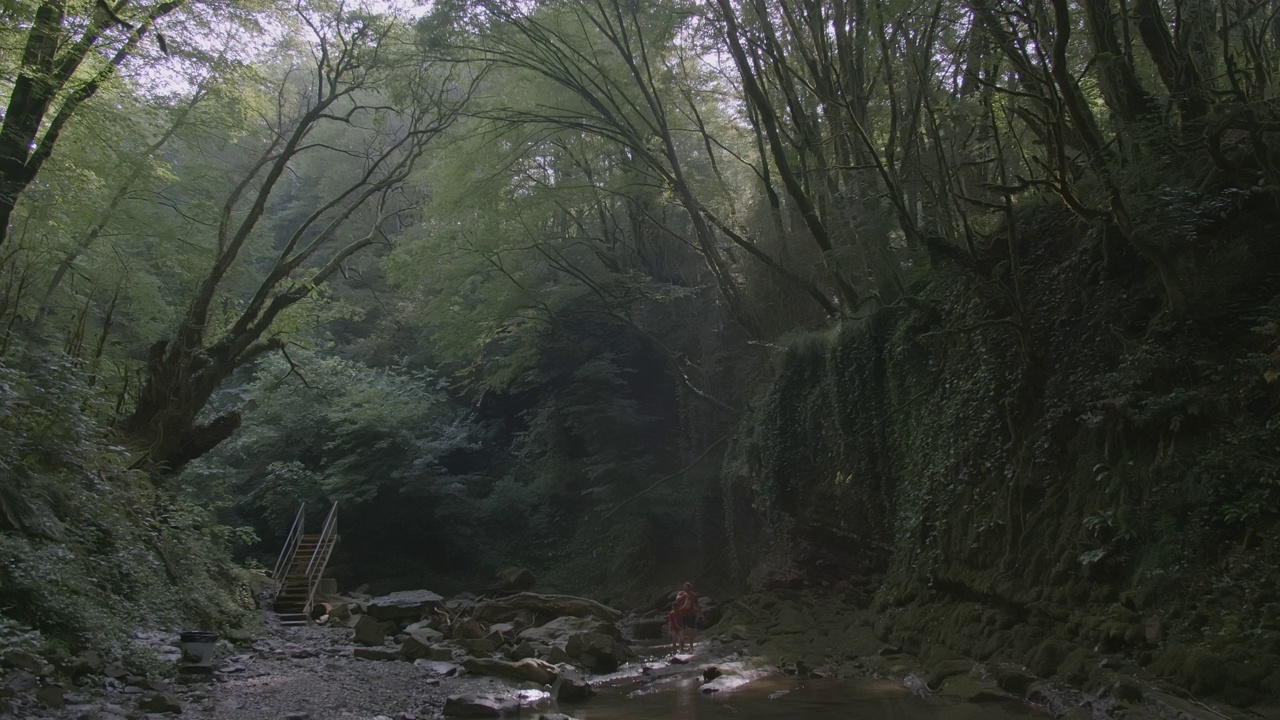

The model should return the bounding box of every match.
[725,197,1280,702]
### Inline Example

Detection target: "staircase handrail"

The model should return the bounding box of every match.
[271,503,306,596]
[302,501,339,617]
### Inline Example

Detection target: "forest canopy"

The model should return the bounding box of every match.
[2,0,1279,689]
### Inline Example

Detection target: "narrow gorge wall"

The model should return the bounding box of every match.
[726,197,1280,703]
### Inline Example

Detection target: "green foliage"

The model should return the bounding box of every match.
[185,351,481,526]
[0,356,251,661]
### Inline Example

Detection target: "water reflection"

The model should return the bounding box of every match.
[568,673,1049,720]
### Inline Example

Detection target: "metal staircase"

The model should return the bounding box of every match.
[270,502,339,626]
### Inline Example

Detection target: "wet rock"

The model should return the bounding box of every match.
[103,662,128,679]
[366,591,445,622]
[140,692,183,714]
[441,694,519,717]
[565,632,633,672]
[700,675,749,693]
[703,667,722,683]
[353,615,387,647]
[551,666,593,703]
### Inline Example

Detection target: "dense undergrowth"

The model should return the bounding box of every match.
[724,188,1280,705]
[0,356,253,668]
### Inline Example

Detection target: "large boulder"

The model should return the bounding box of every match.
[565,632,633,672]
[518,616,617,646]
[365,590,445,622]
[461,656,557,685]
[473,593,622,625]
[400,628,445,660]
[353,615,386,646]
[551,666,594,702]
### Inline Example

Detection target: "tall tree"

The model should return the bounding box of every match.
[118,6,476,471]
[0,0,185,250]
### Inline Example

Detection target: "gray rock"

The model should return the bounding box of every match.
[3,651,49,676]
[406,626,445,643]
[507,642,537,661]
[544,646,572,665]
[427,645,455,662]
[518,617,615,645]
[366,591,445,621]
[551,666,593,702]
[353,615,386,647]
[441,694,519,717]
[565,632,633,672]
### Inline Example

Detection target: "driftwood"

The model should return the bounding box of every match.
[472,592,622,624]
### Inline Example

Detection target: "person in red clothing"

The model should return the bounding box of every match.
[669,581,703,651]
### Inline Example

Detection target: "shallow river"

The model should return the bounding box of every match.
[570,673,1046,720]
